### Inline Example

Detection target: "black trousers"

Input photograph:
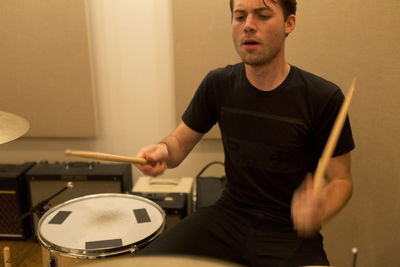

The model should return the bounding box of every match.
[140,199,329,267]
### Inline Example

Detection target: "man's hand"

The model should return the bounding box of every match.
[291,173,325,237]
[135,143,168,177]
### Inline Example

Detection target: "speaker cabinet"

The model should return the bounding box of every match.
[0,162,36,239]
[26,161,132,235]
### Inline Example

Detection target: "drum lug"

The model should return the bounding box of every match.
[48,251,58,267]
[130,245,138,254]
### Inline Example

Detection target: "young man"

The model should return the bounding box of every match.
[136,0,354,266]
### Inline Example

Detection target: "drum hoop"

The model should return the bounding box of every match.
[38,193,166,259]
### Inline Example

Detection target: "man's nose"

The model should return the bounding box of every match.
[244,15,256,32]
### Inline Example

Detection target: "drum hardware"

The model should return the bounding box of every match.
[48,250,57,267]
[17,182,74,222]
[351,247,358,267]
[0,111,30,145]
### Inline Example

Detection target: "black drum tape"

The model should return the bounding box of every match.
[48,211,72,225]
[85,238,123,249]
[133,208,151,223]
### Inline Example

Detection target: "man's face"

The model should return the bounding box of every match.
[231,0,294,66]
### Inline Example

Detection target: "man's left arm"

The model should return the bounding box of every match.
[320,152,353,221]
[291,152,353,237]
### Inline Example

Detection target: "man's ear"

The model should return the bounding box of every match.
[285,14,296,35]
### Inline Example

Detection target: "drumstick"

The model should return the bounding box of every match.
[3,246,11,267]
[313,79,356,191]
[65,149,152,165]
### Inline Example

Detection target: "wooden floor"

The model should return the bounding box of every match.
[0,237,42,267]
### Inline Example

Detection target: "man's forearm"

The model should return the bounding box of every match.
[159,121,204,169]
[159,135,190,168]
[321,177,353,223]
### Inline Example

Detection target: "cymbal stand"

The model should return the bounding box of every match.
[17,182,73,221]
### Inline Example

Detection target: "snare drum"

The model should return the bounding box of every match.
[38,193,165,267]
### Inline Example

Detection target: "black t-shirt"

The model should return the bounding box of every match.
[183,63,355,223]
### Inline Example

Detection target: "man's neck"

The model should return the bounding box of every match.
[245,60,290,92]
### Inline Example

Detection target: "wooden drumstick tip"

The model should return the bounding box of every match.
[65,149,72,155]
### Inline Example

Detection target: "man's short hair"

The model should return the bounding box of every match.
[229,0,297,19]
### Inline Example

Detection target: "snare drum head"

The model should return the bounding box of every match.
[38,193,165,258]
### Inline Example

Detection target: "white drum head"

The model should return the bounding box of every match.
[38,193,165,258]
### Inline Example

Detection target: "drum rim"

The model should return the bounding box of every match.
[37,193,166,259]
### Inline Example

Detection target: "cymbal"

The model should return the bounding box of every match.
[0,111,30,145]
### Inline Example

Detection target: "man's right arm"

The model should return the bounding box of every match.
[136,121,204,176]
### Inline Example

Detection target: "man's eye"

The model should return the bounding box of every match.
[235,16,245,21]
[259,15,271,20]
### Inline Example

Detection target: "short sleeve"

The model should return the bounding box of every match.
[181,72,218,134]
[313,89,355,158]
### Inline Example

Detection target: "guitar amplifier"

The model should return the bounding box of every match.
[132,177,194,230]
[26,161,132,235]
[0,162,36,239]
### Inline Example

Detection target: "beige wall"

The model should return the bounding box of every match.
[286,1,400,266]
[1,1,399,266]
[0,0,224,180]
[0,0,97,137]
